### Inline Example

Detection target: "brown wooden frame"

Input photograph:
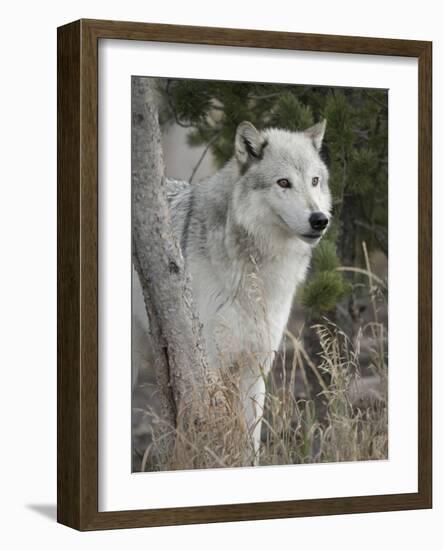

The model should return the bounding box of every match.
[57,18,432,530]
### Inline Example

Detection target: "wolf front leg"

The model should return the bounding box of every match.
[240,370,267,466]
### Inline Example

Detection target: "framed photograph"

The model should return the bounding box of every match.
[57,19,432,530]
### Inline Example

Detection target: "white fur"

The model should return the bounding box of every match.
[134,121,332,463]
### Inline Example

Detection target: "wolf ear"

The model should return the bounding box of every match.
[235,121,267,165]
[305,119,327,151]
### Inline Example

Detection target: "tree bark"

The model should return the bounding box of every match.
[131,77,230,467]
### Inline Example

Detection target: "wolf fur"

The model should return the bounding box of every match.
[134,120,331,462]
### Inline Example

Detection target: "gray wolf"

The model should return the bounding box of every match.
[134,119,331,462]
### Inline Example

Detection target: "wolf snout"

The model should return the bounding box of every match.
[309,212,329,231]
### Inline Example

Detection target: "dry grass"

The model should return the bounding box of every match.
[260,320,387,466]
[139,319,388,471]
[137,251,388,472]
[139,365,254,471]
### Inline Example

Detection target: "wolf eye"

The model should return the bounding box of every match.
[277,178,292,189]
[312,176,320,187]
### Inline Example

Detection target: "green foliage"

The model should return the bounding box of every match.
[312,240,340,273]
[324,92,356,152]
[302,235,350,313]
[170,80,213,125]
[270,94,314,131]
[348,147,379,195]
[159,78,388,314]
[301,271,350,312]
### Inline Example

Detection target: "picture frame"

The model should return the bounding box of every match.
[57,18,432,530]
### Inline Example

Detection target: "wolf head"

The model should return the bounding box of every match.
[232,120,331,247]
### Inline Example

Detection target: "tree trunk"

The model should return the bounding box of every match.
[131,77,230,468]
[339,193,362,338]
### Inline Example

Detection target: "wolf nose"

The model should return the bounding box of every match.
[309,212,329,231]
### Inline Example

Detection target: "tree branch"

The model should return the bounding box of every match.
[362,90,388,111]
[164,79,194,128]
[188,129,222,183]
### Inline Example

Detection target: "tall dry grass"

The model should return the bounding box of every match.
[137,248,388,472]
[261,320,387,466]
